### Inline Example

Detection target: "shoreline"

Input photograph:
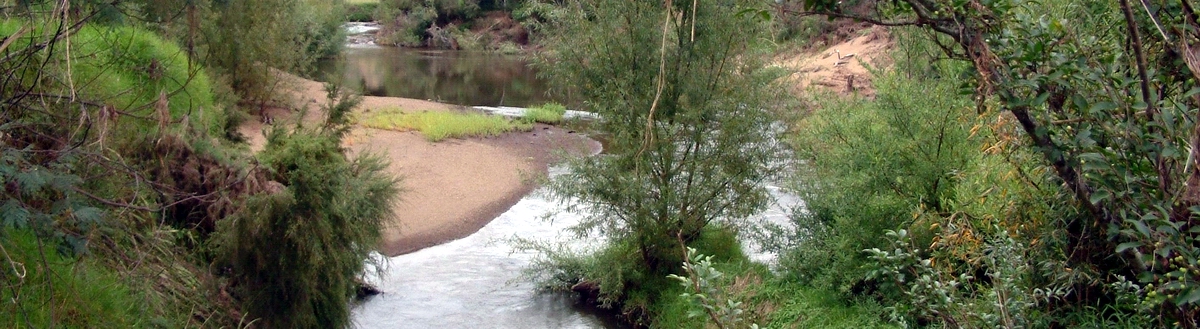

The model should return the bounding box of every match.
[239,74,599,257]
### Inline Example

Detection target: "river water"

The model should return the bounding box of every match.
[331,33,803,328]
[350,176,801,329]
[317,46,554,107]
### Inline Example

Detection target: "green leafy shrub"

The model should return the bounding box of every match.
[212,90,400,328]
[785,68,975,294]
[345,2,379,22]
[754,281,895,329]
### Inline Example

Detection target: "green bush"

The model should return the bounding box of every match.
[525,225,754,327]
[755,281,895,329]
[212,92,399,328]
[785,68,975,294]
[345,2,379,22]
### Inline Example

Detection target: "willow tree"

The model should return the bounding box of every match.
[542,0,785,273]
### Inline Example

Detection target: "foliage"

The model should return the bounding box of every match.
[784,0,1200,324]
[0,230,145,328]
[669,247,760,329]
[376,4,439,47]
[211,90,399,328]
[0,20,222,137]
[528,0,785,324]
[540,0,784,275]
[522,102,567,124]
[361,108,533,141]
[752,281,894,329]
[202,0,345,106]
[346,2,381,22]
[785,65,976,294]
[865,229,1066,327]
[522,225,755,327]
[511,0,569,35]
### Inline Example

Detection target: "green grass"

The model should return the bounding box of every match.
[755,281,896,329]
[522,102,568,124]
[0,20,222,137]
[0,231,147,328]
[361,109,533,141]
[345,0,379,4]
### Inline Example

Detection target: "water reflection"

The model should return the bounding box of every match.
[317,47,553,107]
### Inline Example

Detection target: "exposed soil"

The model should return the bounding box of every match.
[238,74,598,256]
[774,25,892,98]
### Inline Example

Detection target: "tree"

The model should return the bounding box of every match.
[541,0,785,275]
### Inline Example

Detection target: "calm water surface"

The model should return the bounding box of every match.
[317,47,554,107]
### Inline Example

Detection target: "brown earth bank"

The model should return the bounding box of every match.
[238,75,599,256]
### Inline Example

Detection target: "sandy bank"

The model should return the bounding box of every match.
[238,75,599,256]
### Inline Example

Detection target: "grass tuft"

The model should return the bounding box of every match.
[362,108,533,141]
[522,102,568,124]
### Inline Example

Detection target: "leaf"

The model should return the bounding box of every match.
[1127,219,1151,238]
[1088,102,1117,114]
[1186,87,1200,99]
[14,169,48,194]
[1,199,30,227]
[1089,189,1111,204]
[1177,287,1200,306]
[1031,92,1051,106]
[1115,241,1141,253]
[72,206,104,225]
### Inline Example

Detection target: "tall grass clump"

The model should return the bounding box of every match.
[522,102,567,124]
[362,109,533,141]
[0,230,144,328]
[0,21,222,137]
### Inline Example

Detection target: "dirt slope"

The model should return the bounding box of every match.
[773,26,892,97]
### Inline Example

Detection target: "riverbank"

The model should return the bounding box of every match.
[238,74,599,256]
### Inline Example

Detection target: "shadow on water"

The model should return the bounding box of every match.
[316,47,561,107]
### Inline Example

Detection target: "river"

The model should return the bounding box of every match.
[325,36,801,329]
[317,46,554,107]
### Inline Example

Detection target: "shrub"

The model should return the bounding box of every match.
[345,2,379,22]
[211,89,399,328]
[785,68,975,294]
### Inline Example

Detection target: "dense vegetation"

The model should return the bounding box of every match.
[360,0,568,52]
[7,0,1200,327]
[1,1,397,328]
[776,0,1200,326]
[523,0,1200,328]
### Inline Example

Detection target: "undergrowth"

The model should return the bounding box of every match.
[0,230,145,328]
